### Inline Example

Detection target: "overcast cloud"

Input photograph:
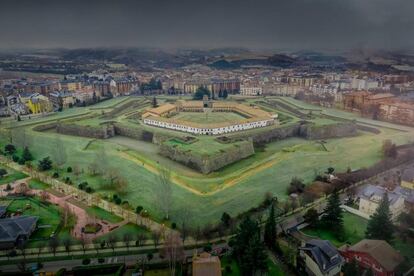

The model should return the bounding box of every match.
[0,0,413,50]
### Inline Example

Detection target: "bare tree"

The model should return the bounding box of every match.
[155,167,173,220]
[108,234,117,253]
[48,237,59,256]
[151,230,161,248]
[123,233,132,252]
[52,135,67,168]
[63,238,72,256]
[79,236,87,255]
[40,190,50,203]
[174,208,193,244]
[135,232,147,247]
[161,232,184,276]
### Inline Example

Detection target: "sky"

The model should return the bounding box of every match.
[0,0,413,51]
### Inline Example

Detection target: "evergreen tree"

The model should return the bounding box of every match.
[152,96,158,108]
[193,87,210,100]
[232,217,267,275]
[321,189,344,240]
[38,157,53,171]
[264,203,278,251]
[4,144,16,155]
[223,89,228,99]
[366,193,394,243]
[221,212,231,227]
[342,258,359,276]
[22,147,33,162]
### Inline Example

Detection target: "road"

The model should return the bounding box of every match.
[0,243,227,273]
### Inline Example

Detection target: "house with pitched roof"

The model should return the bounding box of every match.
[358,184,405,220]
[0,215,38,249]
[192,252,222,276]
[298,239,344,276]
[339,239,403,276]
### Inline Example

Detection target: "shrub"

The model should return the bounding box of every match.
[114,197,122,205]
[171,222,177,229]
[203,244,212,252]
[85,186,94,193]
[22,147,33,162]
[82,258,91,265]
[18,158,25,165]
[52,172,59,178]
[12,154,20,163]
[98,258,105,263]
[67,167,72,173]
[225,265,232,273]
[0,168,7,178]
[4,144,16,155]
[135,205,143,214]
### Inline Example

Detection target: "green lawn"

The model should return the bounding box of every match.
[221,256,241,276]
[302,212,368,246]
[94,223,150,243]
[7,197,61,239]
[172,111,246,124]
[28,179,50,190]
[86,206,123,223]
[0,166,27,184]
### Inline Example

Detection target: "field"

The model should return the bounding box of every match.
[0,166,27,184]
[172,111,246,124]
[94,223,150,242]
[86,206,123,223]
[6,197,61,240]
[1,96,414,226]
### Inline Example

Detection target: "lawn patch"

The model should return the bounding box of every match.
[86,206,123,223]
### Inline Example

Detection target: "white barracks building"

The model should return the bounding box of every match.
[142,101,277,135]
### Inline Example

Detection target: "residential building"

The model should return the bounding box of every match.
[240,84,263,96]
[358,184,405,220]
[192,252,222,276]
[339,239,403,276]
[401,168,414,190]
[298,239,344,276]
[49,91,75,109]
[25,93,53,114]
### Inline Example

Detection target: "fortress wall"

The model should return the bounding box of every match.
[159,140,255,174]
[298,122,358,140]
[56,123,115,139]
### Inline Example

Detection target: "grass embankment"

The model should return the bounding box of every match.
[86,206,123,223]
[94,223,150,243]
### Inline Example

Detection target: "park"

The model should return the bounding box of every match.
[0,95,414,229]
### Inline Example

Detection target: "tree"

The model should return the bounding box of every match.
[63,238,72,256]
[0,168,7,178]
[321,189,344,240]
[151,230,161,248]
[135,232,147,247]
[366,193,394,243]
[264,203,278,252]
[161,232,184,276]
[193,86,210,100]
[136,205,143,214]
[108,234,117,253]
[342,258,359,276]
[232,216,268,275]
[382,139,397,158]
[52,136,67,167]
[123,233,132,252]
[287,177,305,194]
[221,212,232,227]
[304,208,319,228]
[4,144,16,155]
[38,157,53,171]
[22,147,33,162]
[151,96,158,108]
[223,89,228,99]
[48,238,59,256]
[155,167,173,219]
